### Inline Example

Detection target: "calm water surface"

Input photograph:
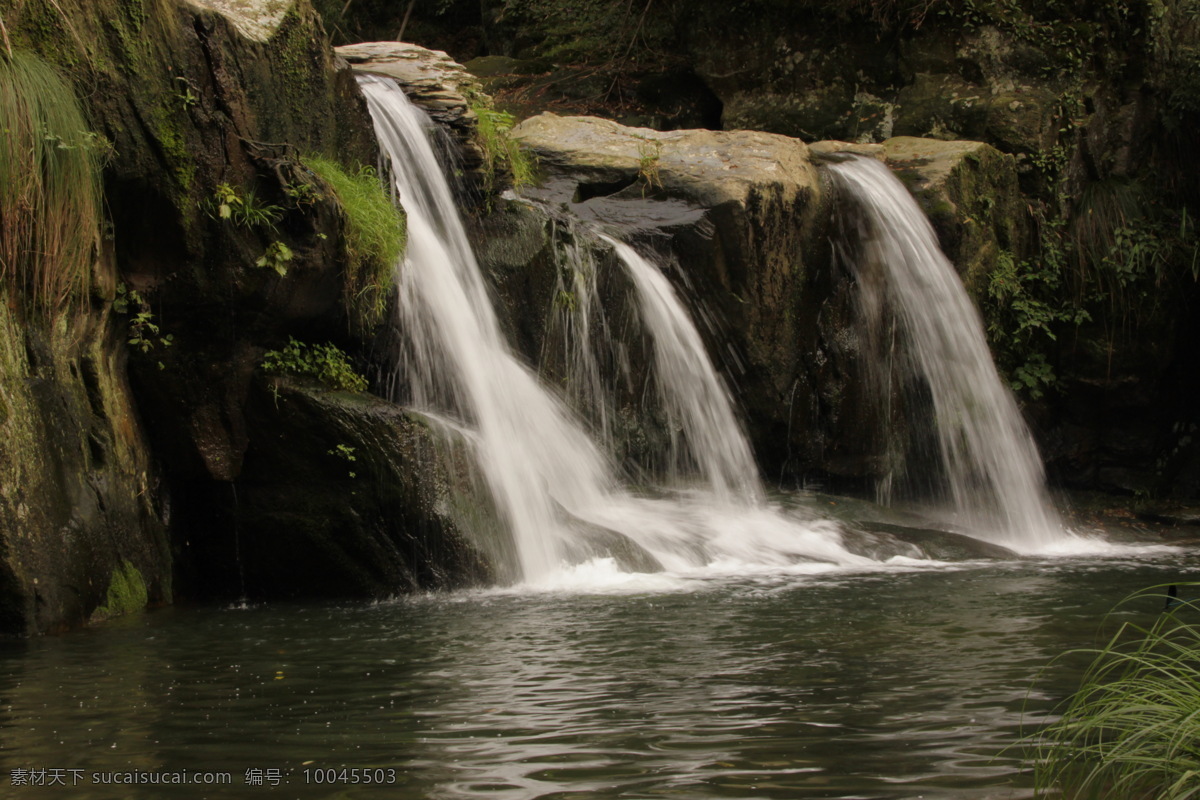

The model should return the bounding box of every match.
[0,521,1195,799]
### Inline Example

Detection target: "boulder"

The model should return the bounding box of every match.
[509,113,876,485]
[199,376,493,598]
[185,0,295,42]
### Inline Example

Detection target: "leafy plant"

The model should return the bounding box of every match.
[174,76,197,109]
[261,337,368,392]
[984,249,1088,399]
[208,183,283,230]
[1032,584,1200,800]
[327,443,357,479]
[303,155,405,327]
[236,190,284,229]
[283,178,319,207]
[113,283,173,365]
[255,241,293,276]
[211,182,241,220]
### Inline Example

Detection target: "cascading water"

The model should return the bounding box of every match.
[358,74,877,582]
[829,156,1063,551]
[601,236,762,504]
[359,75,617,580]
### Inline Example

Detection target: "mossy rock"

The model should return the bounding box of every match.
[90,561,150,623]
[881,136,1030,300]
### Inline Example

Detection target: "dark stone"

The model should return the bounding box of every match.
[195,376,493,600]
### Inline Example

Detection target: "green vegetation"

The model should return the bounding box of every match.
[327,443,357,478]
[0,50,103,314]
[471,99,536,194]
[982,171,1199,399]
[91,560,149,621]
[304,155,406,327]
[262,337,368,392]
[634,135,663,193]
[255,241,294,276]
[208,183,284,230]
[1033,584,1200,799]
[113,283,174,362]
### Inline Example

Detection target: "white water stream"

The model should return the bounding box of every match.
[358,75,1073,583]
[830,156,1063,550]
[602,235,762,504]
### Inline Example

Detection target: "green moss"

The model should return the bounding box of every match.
[149,102,195,190]
[91,560,149,621]
[304,155,405,327]
[268,6,323,121]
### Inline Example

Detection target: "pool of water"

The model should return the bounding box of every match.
[1,513,1195,799]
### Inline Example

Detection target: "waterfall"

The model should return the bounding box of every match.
[602,236,762,504]
[359,74,614,580]
[357,74,874,581]
[829,156,1063,551]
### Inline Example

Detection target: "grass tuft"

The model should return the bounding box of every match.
[471,99,536,196]
[304,155,405,328]
[1033,583,1200,800]
[0,50,103,314]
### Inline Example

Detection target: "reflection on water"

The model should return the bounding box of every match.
[0,544,1195,799]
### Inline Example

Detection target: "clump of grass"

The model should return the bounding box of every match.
[471,99,536,195]
[1033,583,1200,800]
[303,155,405,327]
[262,337,368,393]
[0,50,103,314]
[634,134,663,194]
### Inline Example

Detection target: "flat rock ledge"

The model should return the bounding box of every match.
[336,41,482,157]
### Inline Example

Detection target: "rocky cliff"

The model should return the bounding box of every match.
[0,1,486,634]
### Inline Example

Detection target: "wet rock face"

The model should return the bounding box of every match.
[879,137,1030,301]
[508,112,866,485]
[203,377,492,599]
[506,114,1038,489]
[0,305,172,636]
[1,0,433,629]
